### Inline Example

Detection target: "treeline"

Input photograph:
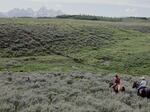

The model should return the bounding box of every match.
[56,15,150,22]
[56,15,122,22]
[2,15,149,22]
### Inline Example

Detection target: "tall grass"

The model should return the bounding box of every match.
[0,72,150,112]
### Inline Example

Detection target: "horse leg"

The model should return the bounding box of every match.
[121,86,125,92]
[115,85,119,93]
[142,89,146,97]
[137,89,141,96]
[138,88,146,97]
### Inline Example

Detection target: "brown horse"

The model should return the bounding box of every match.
[109,82,125,93]
[132,81,150,98]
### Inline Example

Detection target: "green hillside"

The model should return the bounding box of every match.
[0,18,150,75]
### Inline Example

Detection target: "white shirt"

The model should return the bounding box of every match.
[139,80,147,88]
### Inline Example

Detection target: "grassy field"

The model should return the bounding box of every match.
[0,72,150,112]
[0,18,150,112]
[0,18,150,75]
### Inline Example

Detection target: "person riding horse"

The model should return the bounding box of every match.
[132,76,150,98]
[110,74,125,93]
[112,75,121,87]
[137,76,147,95]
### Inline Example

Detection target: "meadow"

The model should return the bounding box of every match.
[0,18,150,112]
[0,18,150,75]
[0,72,150,112]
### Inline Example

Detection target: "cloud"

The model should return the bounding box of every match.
[27,0,150,8]
[125,8,137,13]
[28,0,129,4]
[0,0,149,17]
[55,4,63,9]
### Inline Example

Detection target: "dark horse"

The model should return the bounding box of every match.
[132,81,150,98]
[109,82,125,93]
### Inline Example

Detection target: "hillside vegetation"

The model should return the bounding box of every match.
[0,72,150,112]
[57,15,150,22]
[0,18,150,75]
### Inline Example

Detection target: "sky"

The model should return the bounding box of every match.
[0,0,150,17]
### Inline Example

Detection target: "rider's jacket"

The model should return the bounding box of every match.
[113,77,121,85]
[138,80,147,89]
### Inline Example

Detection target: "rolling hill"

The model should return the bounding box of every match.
[0,18,150,75]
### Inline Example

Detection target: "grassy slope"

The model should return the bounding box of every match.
[0,18,150,75]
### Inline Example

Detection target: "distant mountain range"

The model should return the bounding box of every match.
[0,7,64,17]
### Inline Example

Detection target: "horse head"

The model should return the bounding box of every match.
[109,82,113,88]
[132,81,139,89]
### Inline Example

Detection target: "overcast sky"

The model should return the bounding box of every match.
[0,0,150,17]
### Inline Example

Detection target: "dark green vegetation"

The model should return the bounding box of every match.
[57,15,122,22]
[0,18,150,75]
[0,72,150,112]
[57,15,150,22]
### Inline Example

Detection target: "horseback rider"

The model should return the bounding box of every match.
[137,76,147,94]
[112,74,121,88]
[109,74,125,93]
